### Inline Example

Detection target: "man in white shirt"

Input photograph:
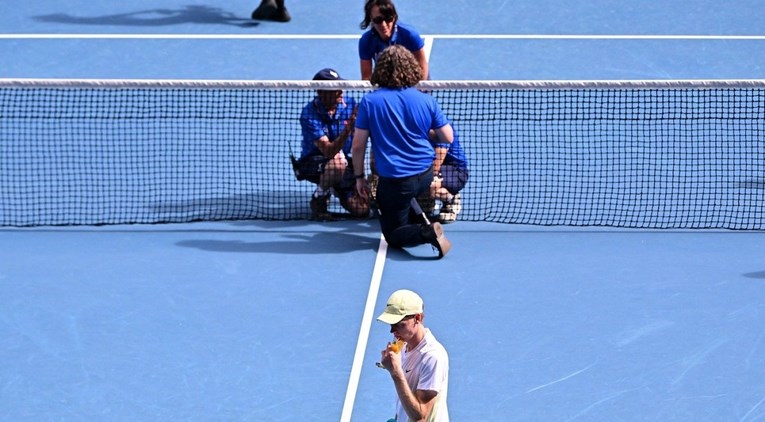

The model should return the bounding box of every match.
[377,289,449,422]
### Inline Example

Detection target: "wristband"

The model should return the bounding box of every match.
[354,173,365,179]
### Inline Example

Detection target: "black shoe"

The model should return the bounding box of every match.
[422,222,451,258]
[310,195,331,221]
[271,7,291,22]
[251,0,276,20]
[251,0,291,22]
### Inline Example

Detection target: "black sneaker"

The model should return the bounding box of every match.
[422,222,451,258]
[251,0,291,22]
[310,195,331,221]
[251,0,276,20]
[271,7,291,22]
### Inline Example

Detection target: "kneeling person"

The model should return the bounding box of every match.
[296,68,368,219]
[428,124,469,223]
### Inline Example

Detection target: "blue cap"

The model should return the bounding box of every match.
[312,68,344,81]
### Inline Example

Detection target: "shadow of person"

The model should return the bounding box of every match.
[34,5,258,28]
[176,231,380,255]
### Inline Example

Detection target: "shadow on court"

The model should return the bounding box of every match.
[33,5,257,28]
[742,270,765,279]
[176,222,447,260]
[176,231,379,254]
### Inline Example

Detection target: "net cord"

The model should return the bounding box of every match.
[2,78,765,90]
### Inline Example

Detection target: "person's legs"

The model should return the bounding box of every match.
[437,165,468,223]
[338,166,370,218]
[298,154,335,220]
[318,154,347,192]
[377,169,434,248]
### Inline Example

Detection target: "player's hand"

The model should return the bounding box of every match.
[380,344,402,372]
[344,106,358,131]
[354,178,369,204]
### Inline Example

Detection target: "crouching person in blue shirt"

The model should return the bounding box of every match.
[296,68,369,220]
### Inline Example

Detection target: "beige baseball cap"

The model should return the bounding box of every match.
[376,289,424,324]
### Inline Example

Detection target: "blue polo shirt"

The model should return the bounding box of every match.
[299,96,357,159]
[358,22,425,65]
[355,87,449,178]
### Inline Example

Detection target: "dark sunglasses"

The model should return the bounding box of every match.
[390,314,416,331]
[372,15,395,24]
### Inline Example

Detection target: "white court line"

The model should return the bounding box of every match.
[340,234,388,422]
[1,33,765,40]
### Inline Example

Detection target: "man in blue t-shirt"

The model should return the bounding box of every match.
[351,45,453,258]
[297,68,368,220]
[358,0,428,80]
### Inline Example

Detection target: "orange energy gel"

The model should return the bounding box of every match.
[388,339,405,353]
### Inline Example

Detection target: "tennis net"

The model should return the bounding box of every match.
[2,78,764,228]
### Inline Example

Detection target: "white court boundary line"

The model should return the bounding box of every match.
[341,40,431,422]
[340,234,388,422]
[1,33,765,40]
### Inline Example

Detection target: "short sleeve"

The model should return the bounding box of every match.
[398,23,425,52]
[355,97,370,131]
[431,99,450,131]
[416,353,448,393]
[358,32,374,60]
[300,110,325,143]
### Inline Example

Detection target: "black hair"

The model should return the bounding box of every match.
[359,0,398,30]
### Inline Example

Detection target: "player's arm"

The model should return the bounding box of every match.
[351,126,368,170]
[313,135,342,158]
[389,369,438,421]
[433,123,453,145]
[351,128,370,199]
[428,129,449,177]
[314,108,357,158]
[413,48,429,80]
[360,59,373,80]
[429,125,452,188]
[380,348,438,422]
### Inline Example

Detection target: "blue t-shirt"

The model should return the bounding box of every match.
[432,124,468,169]
[355,87,448,178]
[358,22,425,65]
[299,96,357,159]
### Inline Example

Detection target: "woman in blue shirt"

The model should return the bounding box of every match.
[351,45,452,258]
[358,0,428,81]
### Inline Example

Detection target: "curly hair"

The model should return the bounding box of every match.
[359,0,397,30]
[370,45,423,88]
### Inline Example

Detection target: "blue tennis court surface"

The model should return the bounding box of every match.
[3,223,765,420]
[2,0,765,420]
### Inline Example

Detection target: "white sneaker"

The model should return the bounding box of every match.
[438,193,461,224]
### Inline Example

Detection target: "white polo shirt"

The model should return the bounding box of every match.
[396,328,449,422]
